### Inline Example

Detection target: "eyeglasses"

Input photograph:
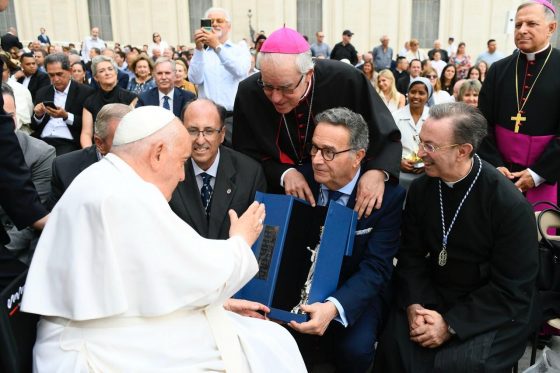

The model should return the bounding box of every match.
[308,143,354,161]
[426,74,438,79]
[209,18,227,24]
[257,74,305,95]
[186,127,223,138]
[418,142,460,153]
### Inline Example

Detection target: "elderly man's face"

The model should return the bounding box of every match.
[207,10,230,43]
[154,61,175,94]
[46,62,71,92]
[259,54,312,114]
[417,117,461,180]
[91,27,99,38]
[160,120,191,201]
[515,4,557,53]
[183,100,225,171]
[311,123,364,191]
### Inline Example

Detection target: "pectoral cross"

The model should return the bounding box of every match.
[511,112,526,133]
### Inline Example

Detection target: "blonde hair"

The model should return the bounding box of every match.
[376,69,399,107]
[421,66,442,92]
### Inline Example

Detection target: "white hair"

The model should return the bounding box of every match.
[256,51,314,74]
[204,7,231,22]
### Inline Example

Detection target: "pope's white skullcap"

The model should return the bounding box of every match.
[112,106,176,146]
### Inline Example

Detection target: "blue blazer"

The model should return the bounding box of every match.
[136,87,195,118]
[304,168,406,326]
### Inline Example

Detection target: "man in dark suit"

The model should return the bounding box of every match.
[16,52,50,101]
[16,52,50,99]
[136,57,195,117]
[0,55,48,287]
[45,103,131,210]
[30,53,94,155]
[169,99,266,239]
[397,58,421,96]
[37,27,51,45]
[288,107,405,372]
[1,27,22,52]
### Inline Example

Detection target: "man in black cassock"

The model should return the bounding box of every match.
[373,103,539,372]
[232,27,401,219]
[479,0,560,206]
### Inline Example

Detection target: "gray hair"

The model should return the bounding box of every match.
[204,7,231,22]
[153,57,176,72]
[94,103,133,139]
[91,55,118,77]
[457,79,482,102]
[1,82,14,100]
[256,51,314,74]
[314,107,369,151]
[45,53,70,70]
[428,102,488,157]
[518,1,557,21]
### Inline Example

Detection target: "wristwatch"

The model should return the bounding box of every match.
[214,43,223,54]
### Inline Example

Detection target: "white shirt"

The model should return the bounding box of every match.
[430,59,447,76]
[188,40,251,111]
[192,149,220,190]
[21,76,31,88]
[81,35,106,62]
[158,88,174,110]
[6,78,33,129]
[22,153,306,372]
[36,82,75,140]
[393,105,430,159]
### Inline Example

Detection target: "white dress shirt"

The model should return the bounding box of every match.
[36,82,75,140]
[188,40,251,111]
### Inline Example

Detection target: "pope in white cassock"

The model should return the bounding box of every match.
[21,106,306,372]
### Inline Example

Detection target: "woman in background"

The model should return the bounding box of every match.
[422,66,452,105]
[127,55,156,96]
[440,64,457,96]
[456,79,482,107]
[376,69,405,113]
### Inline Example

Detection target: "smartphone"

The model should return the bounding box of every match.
[43,101,57,109]
[200,19,212,31]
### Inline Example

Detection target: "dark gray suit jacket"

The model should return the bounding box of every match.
[169,146,267,239]
[45,145,98,210]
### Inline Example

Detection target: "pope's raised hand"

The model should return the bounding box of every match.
[229,201,266,246]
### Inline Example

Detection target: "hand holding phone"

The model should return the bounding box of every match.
[43,101,57,110]
[200,19,212,32]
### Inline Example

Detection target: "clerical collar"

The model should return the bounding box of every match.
[443,157,475,188]
[520,44,550,61]
[192,149,220,178]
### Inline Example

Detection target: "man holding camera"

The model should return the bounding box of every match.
[188,7,251,145]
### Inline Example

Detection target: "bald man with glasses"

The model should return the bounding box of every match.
[169,99,266,240]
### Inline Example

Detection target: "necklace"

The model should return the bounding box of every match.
[281,75,315,166]
[512,47,552,133]
[437,154,482,266]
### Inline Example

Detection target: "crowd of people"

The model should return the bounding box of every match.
[0,0,559,371]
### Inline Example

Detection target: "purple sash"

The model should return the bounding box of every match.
[495,125,557,207]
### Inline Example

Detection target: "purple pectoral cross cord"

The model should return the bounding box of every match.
[511,112,526,133]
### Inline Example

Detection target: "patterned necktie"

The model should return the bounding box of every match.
[327,190,344,205]
[162,95,170,110]
[200,172,213,211]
